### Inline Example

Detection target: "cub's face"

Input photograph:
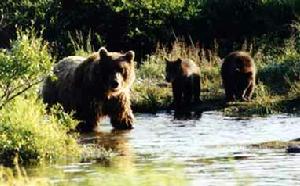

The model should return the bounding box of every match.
[165,58,182,83]
[98,48,135,95]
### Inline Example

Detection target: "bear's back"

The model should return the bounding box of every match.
[222,51,254,74]
[54,56,86,80]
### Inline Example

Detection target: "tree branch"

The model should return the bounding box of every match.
[0,79,44,110]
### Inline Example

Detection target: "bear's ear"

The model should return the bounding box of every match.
[125,50,135,62]
[99,47,108,59]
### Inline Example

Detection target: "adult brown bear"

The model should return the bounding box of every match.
[165,58,201,112]
[42,47,135,131]
[221,51,256,102]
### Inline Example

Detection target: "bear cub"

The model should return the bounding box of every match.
[165,58,201,112]
[42,47,135,131]
[221,51,256,102]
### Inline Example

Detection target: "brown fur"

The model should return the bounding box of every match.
[165,58,201,113]
[42,47,135,131]
[221,51,256,102]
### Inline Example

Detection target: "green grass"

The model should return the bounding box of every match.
[132,35,300,116]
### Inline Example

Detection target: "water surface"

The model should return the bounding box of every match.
[50,112,300,185]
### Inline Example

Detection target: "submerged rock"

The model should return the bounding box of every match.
[287,145,300,153]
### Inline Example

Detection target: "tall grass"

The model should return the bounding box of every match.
[132,40,222,112]
[133,33,300,115]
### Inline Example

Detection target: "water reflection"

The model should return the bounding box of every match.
[80,129,135,171]
[174,110,202,120]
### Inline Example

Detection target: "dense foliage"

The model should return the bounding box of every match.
[0,30,53,109]
[1,0,299,59]
[0,96,79,166]
[0,31,80,165]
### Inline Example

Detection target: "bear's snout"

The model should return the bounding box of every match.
[111,80,119,89]
[109,73,124,92]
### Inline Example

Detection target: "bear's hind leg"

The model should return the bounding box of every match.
[183,84,193,108]
[172,82,183,111]
[192,74,201,104]
[244,82,255,101]
[224,81,235,102]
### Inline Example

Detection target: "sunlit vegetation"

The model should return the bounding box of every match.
[0,0,300,185]
[133,31,300,115]
[0,31,81,166]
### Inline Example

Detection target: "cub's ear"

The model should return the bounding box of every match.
[99,47,108,59]
[177,58,182,63]
[126,50,135,61]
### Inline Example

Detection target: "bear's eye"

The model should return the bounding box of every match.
[116,67,125,74]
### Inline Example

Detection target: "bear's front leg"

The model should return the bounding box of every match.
[75,119,97,132]
[75,111,101,132]
[108,93,134,130]
[172,81,183,111]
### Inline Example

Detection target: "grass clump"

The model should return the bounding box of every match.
[132,49,172,113]
[0,164,49,186]
[132,40,221,113]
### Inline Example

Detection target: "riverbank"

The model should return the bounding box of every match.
[131,36,300,116]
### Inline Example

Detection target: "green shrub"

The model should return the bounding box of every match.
[0,96,80,166]
[0,30,53,109]
[257,45,300,93]
[132,80,172,113]
[0,30,81,165]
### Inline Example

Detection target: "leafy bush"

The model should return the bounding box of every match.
[0,30,80,165]
[0,30,53,109]
[0,96,80,166]
[257,39,300,93]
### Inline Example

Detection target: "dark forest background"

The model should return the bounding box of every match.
[1,0,300,60]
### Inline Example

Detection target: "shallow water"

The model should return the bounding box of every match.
[45,112,300,185]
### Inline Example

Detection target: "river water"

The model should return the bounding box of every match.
[47,112,300,185]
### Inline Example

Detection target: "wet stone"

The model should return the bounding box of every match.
[287,145,300,153]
